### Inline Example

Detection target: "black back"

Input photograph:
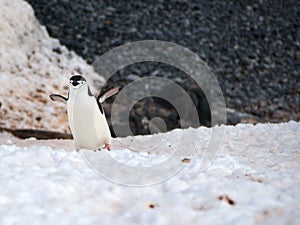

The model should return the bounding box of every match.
[96,97,104,114]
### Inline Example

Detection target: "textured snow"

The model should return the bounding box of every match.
[0,0,104,132]
[0,122,299,225]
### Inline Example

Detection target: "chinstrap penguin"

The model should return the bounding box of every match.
[50,74,119,151]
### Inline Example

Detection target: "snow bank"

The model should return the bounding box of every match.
[0,122,299,224]
[0,0,104,132]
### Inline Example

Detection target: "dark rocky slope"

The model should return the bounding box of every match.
[26,0,300,135]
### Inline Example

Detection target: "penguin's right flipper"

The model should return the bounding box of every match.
[49,94,68,104]
[98,86,120,103]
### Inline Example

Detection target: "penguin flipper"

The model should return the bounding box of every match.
[49,94,68,104]
[98,87,120,104]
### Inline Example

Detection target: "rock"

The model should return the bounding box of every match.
[25,0,299,127]
[126,74,140,81]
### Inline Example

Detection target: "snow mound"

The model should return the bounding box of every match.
[0,122,299,224]
[0,0,104,132]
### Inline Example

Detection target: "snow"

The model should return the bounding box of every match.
[0,121,299,225]
[0,1,299,224]
[0,0,104,132]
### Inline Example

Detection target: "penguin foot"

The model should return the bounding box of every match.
[105,144,111,151]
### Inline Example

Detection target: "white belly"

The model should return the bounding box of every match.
[67,95,111,150]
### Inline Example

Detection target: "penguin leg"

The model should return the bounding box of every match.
[104,144,111,151]
[74,142,80,151]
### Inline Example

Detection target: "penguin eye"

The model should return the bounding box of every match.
[70,80,73,83]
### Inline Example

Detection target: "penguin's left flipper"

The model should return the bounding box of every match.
[98,87,120,104]
[49,94,68,104]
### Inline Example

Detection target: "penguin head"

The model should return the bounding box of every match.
[69,75,87,90]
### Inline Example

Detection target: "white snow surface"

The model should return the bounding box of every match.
[0,122,299,225]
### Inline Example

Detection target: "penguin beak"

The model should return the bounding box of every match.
[70,80,85,89]
[71,81,80,89]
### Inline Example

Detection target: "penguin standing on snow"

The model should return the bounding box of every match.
[50,74,119,151]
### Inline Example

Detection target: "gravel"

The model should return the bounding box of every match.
[25,0,300,130]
